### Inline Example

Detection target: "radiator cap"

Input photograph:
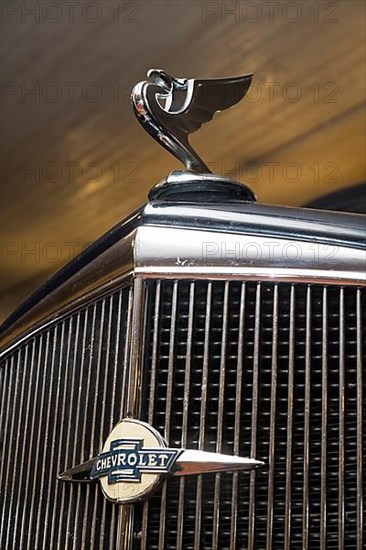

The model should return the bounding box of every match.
[149,170,256,203]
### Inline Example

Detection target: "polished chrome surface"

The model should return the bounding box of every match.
[132,69,252,173]
[2,200,365,354]
[176,450,262,476]
[135,226,366,283]
[58,432,262,484]
[58,458,95,483]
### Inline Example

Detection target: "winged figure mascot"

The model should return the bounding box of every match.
[131,69,252,173]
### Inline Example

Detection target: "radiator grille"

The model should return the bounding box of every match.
[0,285,132,550]
[0,278,364,550]
[137,280,365,550]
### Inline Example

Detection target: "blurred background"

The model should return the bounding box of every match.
[1,0,365,322]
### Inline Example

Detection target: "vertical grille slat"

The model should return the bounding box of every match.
[41,324,66,545]
[284,285,295,550]
[0,285,132,550]
[55,313,82,550]
[34,329,58,550]
[48,318,74,549]
[82,299,105,549]
[248,282,262,550]
[212,280,229,550]
[0,356,9,487]
[176,281,195,550]
[96,297,114,550]
[141,281,161,550]
[230,281,246,550]
[356,288,363,550]
[18,333,45,548]
[266,284,278,550]
[320,287,328,550]
[0,354,19,540]
[338,288,345,550]
[27,332,51,549]
[5,346,29,549]
[302,285,312,549]
[138,280,365,550]
[194,282,213,550]
[67,304,97,550]
[158,280,178,550]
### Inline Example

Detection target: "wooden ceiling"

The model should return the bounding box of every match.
[1,0,365,321]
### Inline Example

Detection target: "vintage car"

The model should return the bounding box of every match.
[0,70,364,549]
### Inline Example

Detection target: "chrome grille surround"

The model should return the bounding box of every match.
[1,200,365,549]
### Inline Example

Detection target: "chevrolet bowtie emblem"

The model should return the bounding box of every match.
[59,418,263,504]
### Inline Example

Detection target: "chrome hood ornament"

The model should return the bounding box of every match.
[59,419,263,504]
[132,69,252,173]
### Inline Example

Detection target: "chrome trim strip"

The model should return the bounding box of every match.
[136,266,366,285]
[135,226,366,273]
[142,202,366,251]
